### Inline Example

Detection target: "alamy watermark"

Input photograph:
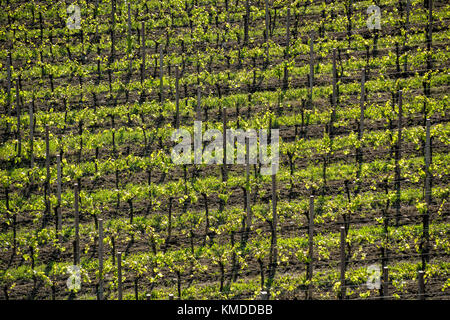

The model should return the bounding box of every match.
[366,5,381,30]
[66,4,81,30]
[366,264,381,290]
[171,121,279,175]
[66,265,81,290]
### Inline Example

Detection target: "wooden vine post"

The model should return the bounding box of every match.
[339,226,346,300]
[141,21,146,84]
[422,118,431,269]
[117,252,123,300]
[4,183,15,256]
[56,154,62,241]
[78,120,83,164]
[45,125,50,184]
[260,291,268,300]
[394,90,403,226]
[244,137,252,244]
[110,0,116,62]
[74,183,80,265]
[308,32,314,113]
[159,46,164,103]
[175,65,180,129]
[346,0,353,46]
[29,98,34,169]
[6,52,12,133]
[222,107,228,183]
[98,219,104,300]
[283,7,290,90]
[44,124,50,228]
[196,87,202,122]
[330,48,338,134]
[15,80,21,158]
[307,195,314,299]
[355,68,366,196]
[39,11,43,44]
[268,160,278,290]
[382,266,389,299]
[127,2,132,75]
[381,186,390,270]
[403,0,410,73]
[427,0,433,58]
[244,0,250,45]
[418,270,425,300]
[425,0,433,94]
[96,46,101,85]
[264,0,270,68]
